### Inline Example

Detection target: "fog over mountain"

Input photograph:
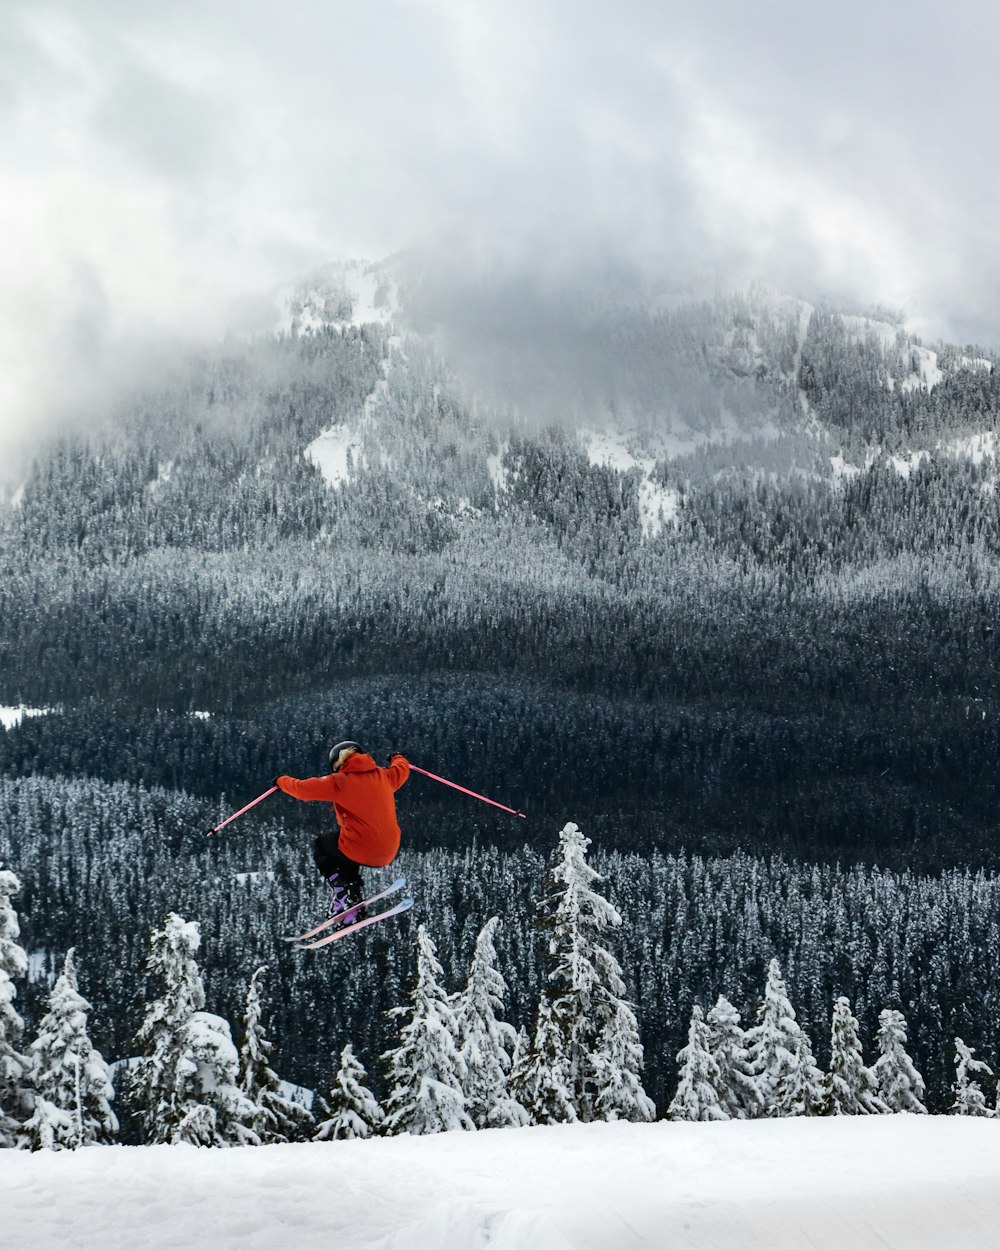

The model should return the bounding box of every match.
[4,0,1000,460]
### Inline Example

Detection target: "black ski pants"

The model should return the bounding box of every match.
[312,833,364,906]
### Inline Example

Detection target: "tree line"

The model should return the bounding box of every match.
[4,776,1000,1125]
[4,824,999,1152]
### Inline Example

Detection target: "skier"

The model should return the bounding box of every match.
[274,742,410,921]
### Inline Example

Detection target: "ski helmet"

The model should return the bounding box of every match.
[329,740,361,769]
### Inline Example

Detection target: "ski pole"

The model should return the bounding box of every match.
[409,765,526,819]
[206,786,278,837]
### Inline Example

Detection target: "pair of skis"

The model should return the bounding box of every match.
[284,877,412,950]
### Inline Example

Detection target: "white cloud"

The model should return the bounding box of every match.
[3,0,1000,458]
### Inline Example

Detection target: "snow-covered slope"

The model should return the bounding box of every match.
[3,1118,998,1250]
[0,704,48,730]
[276,260,397,337]
[305,423,368,488]
[583,429,680,535]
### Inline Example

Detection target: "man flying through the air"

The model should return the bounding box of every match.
[274,741,410,921]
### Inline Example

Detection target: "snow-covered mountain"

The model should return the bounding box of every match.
[271,261,1000,537]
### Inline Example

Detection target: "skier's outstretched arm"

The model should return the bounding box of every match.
[274,774,339,802]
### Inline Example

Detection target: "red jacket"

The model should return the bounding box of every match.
[275,753,410,867]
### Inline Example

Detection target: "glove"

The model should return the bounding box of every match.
[386,753,404,766]
[272,776,284,789]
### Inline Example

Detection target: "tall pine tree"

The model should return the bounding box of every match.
[314,1044,384,1141]
[131,913,205,1143]
[706,995,761,1120]
[872,1009,926,1114]
[132,913,257,1146]
[747,959,824,1117]
[239,966,314,1144]
[669,1005,727,1121]
[23,949,118,1149]
[454,918,528,1129]
[530,821,638,1123]
[823,996,887,1116]
[382,925,472,1136]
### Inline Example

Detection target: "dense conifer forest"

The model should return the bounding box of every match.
[2,783,998,1129]
[3,275,1000,1136]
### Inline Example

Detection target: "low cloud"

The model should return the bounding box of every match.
[2,0,1000,461]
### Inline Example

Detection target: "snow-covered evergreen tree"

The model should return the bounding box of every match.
[314,1044,384,1141]
[23,949,117,1149]
[132,913,257,1146]
[951,1037,993,1117]
[382,925,472,1136]
[746,959,799,1115]
[131,913,205,1142]
[239,966,314,1144]
[706,995,762,1120]
[454,918,528,1129]
[514,998,578,1125]
[0,867,30,1147]
[823,996,887,1116]
[747,959,824,1116]
[178,1011,260,1146]
[668,1005,727,1121]
[778,1027,825,1117]
[872,1009,926,1113]
[533,821,637,1122]
[592,999,656,1123]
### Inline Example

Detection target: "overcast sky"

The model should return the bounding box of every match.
[3,0,1000,455]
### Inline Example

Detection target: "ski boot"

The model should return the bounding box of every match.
[326,874,364,925]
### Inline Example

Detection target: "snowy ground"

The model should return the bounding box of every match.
[3,1117,998,1249]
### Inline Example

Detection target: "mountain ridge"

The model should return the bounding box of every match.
[267,261,1000,521]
